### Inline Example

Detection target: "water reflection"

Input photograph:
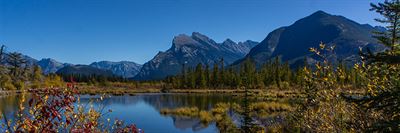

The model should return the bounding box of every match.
[77,93,238,133]
[0,94,31,117]
[0,93,289,133]
[171,116,209,131]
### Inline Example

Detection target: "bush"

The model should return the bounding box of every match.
[12,81,25,90]
[0,85,142,132]
[199,111,213,124]
[3,82,16,90]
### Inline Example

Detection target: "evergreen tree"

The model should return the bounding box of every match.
[0,45,5,64]
[181,63,187,88]
[31,65,44,88]
[241,58,256,89]
[219,58,225,87]
[348,1,400,131]
[371,0,400,53]
[212,62,219,88]
[273,57,281,88]
[0,73,15,90]
[195,63,206,88]
[204,64,210,87]
[6,52,27,79]
[189,67,196,89]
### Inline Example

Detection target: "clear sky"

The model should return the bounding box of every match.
[0,0,381,64]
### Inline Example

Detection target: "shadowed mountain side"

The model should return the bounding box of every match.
[233,10,386,68]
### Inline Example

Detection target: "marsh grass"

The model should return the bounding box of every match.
[159,101,292,132]
[160,107,199,117]
[199,111,213,124]
[250,102,292,118]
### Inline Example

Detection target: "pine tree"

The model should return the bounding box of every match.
[204,64,210,88]
[6,52,27,79]
[371,0,400,53]
[189,67,196,89]
[0,73,15,90]
[212,62,219,88]
[181,63,187,88]
[282,61,291,82]
[363,0,400,63]
[348,1,400,131]
[195,63,206,88]
[219,58,225,88]
[241,58,256,89]
[0,45,5,64]
[31,65,44,89]
[273,57,281,88]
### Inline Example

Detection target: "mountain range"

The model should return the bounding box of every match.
[133,32,258,80]
[1,55,142,78]
[37,58,73,74]
[89,61,142,78]
[3,10,386,81]
[1,53,38,67]
[56,65,115,77]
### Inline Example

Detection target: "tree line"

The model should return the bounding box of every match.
[59,73,127,85]
[164,56,364,90]
[0,45,63,90]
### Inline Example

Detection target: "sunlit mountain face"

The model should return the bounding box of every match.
[134,32,257,80]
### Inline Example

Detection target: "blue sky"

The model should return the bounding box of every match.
[0,0,381,64]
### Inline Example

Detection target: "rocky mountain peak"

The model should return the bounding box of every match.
[37,58,67,74]
[191,32,217,46]
[234,10,385,68]
[222,39,236,45]
[172,34,197,48]
[89,61,142,78]
[310,10,330,18]
[134,32,257,80]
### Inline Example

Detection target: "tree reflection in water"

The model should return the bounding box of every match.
[0,93,291,132]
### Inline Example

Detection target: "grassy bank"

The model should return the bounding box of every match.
[71,82,365,98]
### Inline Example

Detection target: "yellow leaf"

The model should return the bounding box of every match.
[319,43,325,49]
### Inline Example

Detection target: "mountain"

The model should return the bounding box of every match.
[37,59,142,77]
[22,55,38,66]
[37,58,72,74]
[1,51,141,77]
[235,10,386,67]
[1,53,38,67]
[89,61,142,78]
[134,32,258,80]
[56,65,115,77]
[1,51,67,74]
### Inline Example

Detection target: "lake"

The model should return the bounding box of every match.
[0,93,288,133]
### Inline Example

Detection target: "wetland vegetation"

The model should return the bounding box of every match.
[0,0,400,132]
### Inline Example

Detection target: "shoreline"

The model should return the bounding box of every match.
[0,90,24,96]
[0,87,363,99]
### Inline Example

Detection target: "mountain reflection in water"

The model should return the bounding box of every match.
[0,93,288,133]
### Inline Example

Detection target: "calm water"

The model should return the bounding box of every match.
[0,93,243,133]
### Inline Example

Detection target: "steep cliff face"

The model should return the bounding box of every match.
[134,32,257,80]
